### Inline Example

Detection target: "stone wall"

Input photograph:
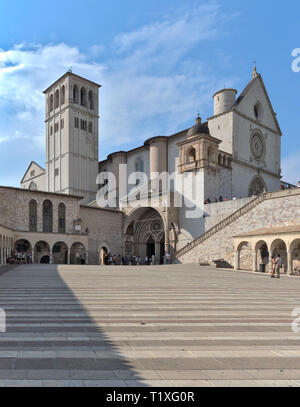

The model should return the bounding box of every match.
[178,189,300,265]
[79,205,123,264]
[0,186,80,233]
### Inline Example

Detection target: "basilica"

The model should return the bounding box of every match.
[2,66,298,272]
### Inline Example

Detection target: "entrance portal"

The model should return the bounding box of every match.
[147,237,155,259]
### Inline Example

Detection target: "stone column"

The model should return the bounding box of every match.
[252,250,258,272]
[32,250,35,264]
[67,249,71,265]
[287,250,293,275]
[234,250,240,271]
[49,249,53,265]
[269,250,274,274]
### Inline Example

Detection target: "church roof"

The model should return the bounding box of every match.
[186,116,210,139]
[20,161,45,184]
[43,71,101,94]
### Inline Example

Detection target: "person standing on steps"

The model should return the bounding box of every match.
[275,255,282,279]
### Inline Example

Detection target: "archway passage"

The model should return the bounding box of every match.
[147,236,155,259]
[271,239,287,274]
[34,241,50,264]
[70,242,86,265]
[133,208,166,265]
[100,247,108,265]
[53,242,68,265]
[236,241,252,271]
[13,239,32,263]
[290,239,300,275]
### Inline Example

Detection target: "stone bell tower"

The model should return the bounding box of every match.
[44,71,101,204]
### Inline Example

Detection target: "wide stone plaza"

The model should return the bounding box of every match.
[1,264,300,387]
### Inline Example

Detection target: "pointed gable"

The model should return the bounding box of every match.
[233,74,282,135]
[21,161,45,184]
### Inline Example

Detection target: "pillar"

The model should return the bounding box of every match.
[252,250,258,272]
[269,250,274,274]
[287,250,293,275]
[49,249,53,264]
[67,249,71,265]
[234,250,240,271]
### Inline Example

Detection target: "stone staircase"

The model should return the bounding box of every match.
[176,193,268,259]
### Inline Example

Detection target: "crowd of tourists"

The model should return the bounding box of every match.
[7,250,32,264]
[103,253,171,266]
[204,196,237,205]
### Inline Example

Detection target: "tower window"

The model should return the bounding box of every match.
[54,89,60,109]
[81,87,87,107]
[88,122,93,133]
[49,94,54,112]
[73,85,79,104]
[88,90,94,109]
[61,119,64,129]
[50,126,53,135]
[61,85,65,105]
[74,117,79,128]
[55,168,59,177]
[54,123,59,133]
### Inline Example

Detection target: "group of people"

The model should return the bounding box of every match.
[104,254,154,266]
[204,196,237,205]
[7,250,32,265]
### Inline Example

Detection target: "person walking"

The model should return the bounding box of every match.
[275,254,282,279]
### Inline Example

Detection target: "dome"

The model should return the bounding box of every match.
[186,116,210,139]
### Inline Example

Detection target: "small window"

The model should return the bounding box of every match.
[254,101,263,121]
[30,170,35,177]
[50,126,53,135]
[61,119,64,129]
[54,123,59,133]
[55,168,59,177]
[88,122,93,133]
[74,117,79,128]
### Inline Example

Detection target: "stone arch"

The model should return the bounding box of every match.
[186,147,196,163]
[54,89,60,109]
[270,238,288,274]
[73,84,79,104]
[52,241,68,265]
[88,90,94,109]
[248,175,267,197]
[14,239,32,257]
[99,245,109,265]
[34,241,50,264]
[70,242,86,265]
[80,87,87,107]
[61,85,65,105]
[236,241,252,271]
[255,240,269,272]
[49,94,54,112]
[290,239,300,274]
[29,199,37,232]
[43,200,53,233]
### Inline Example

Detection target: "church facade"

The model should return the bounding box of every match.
[0,67,284,266]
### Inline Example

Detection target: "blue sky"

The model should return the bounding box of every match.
[0,0,299,186]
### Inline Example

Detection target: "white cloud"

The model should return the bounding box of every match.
[0,2,238,185]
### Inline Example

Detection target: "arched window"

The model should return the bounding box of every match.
[49,94,54,112]
[73,85,79,104]
[61,86,65,105]
[29,200,37,232]
[187,148,196,163]
[29,181,37,191]
[54,89,60,109]
[81,87,87,107]
[58,203,66,234]
[43,200,53,233]
[88,90,94,109]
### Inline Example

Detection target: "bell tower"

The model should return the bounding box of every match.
[44,72,101,204]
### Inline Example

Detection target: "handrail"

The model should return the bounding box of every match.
[176,193,268,258]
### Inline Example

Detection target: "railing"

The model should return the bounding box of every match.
[176,193,268,258]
